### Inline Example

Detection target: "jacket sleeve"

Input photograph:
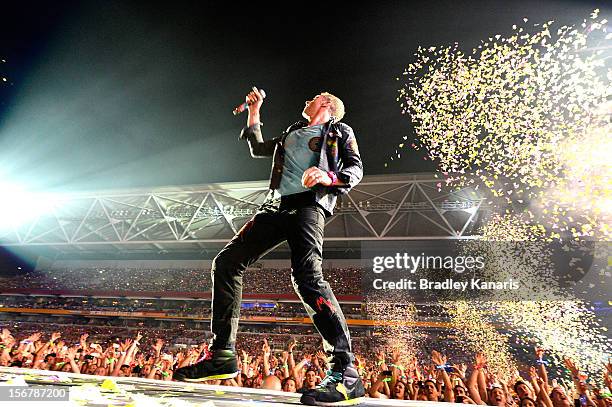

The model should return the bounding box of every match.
[239,123,278,158]
[335,123,363,194]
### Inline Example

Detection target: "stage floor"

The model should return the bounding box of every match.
[0,366,444,406]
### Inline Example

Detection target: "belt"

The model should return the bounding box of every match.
[279,191,316,210]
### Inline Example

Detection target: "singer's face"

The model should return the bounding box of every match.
[302,94,327,120]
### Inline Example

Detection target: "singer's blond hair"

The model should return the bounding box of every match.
[321,92,345,122]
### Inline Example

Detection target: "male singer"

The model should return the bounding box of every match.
[174,88,364,406]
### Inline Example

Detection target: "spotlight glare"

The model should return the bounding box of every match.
[0,183,59,230]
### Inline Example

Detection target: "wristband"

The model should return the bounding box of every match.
[161,371,169,377]
[327,171,338,185]
[376,360,385,366]
[436,364,453,372]
[536,359,549,366]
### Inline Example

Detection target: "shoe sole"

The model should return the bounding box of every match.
[307,397,365,406]
[180,371,239,382]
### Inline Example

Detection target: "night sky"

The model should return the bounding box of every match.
[0,0,609,192]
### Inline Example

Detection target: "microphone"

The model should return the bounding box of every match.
[233,88,266,115]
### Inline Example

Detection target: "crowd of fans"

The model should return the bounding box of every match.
[242,267,363,296]
[0,266,364,295]
[0,295,365,318]
[0,319,368,348]
[0,267,209,292]
[1,325,610,406]
[0,296,209,314]
[0,264,609,405]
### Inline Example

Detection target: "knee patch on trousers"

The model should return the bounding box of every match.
[311,295,343,338]
[315,296,336,314]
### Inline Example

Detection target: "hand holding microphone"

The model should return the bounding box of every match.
[233,86,266,115]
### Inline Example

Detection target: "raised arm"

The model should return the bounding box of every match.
[280,351,290,379]
[564,357,597,407]
[528,366,542,399]
[66,347,81,374]
[293,354,311,388]
[246,87,263,128]
[241,349,251,376]
[432,350,455,403]
[467,353,486,405]
[111,338,134,376]
[262,339,271,378]
[369,371,391,398]
[287,339,297,373]
[535,347,550,392]
[147,339,165,380]
[240,87,277,158]
[312,350,326,379]
[79,333,89,352]
[124,332,142,365]
[390,349,403,389]
[33,332,59,369]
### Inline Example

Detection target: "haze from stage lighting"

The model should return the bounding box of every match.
[0,1,610,194]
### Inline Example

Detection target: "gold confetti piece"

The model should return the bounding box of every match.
[101,378,119,392]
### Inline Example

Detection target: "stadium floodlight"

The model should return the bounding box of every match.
[0,182,59,231]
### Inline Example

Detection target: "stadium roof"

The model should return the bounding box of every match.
[0,173,488,256]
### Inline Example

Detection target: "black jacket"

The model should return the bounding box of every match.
[240,120,363,215]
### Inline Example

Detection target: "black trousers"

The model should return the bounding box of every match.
[210,192,352,360]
